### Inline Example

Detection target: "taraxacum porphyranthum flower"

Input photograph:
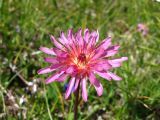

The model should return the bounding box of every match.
[38,28,127,102]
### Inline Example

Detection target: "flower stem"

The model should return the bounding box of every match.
[74,84,80,120]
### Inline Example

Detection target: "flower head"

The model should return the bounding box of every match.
[38,28,127,102]
[137,23,148,36]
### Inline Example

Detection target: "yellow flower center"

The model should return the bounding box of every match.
[72,53,87,69]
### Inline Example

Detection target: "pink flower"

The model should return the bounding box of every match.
[38,29,127,102]
[137,23,148,36]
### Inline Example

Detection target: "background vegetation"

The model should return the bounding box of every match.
[0,0,160,119]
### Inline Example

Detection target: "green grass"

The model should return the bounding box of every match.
[0,0,160,119]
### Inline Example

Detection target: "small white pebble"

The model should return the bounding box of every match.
[19,95,27,105]
[9,63,17,71]
[28,82,33,86]
[98,116,103,120]
[32,84,37,93]
[19,96,25,105]
[31,51,41,55]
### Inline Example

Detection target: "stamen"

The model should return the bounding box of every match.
[78,53,86,63]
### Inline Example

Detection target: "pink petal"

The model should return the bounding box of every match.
[84,28,90,43]
[109,57,128,63]
[108,57,128,67]
[58,37,65,44]
[104,45,120,57]
[50,63,62,69]
[56,73,68,82]
[96,30,99,43]
[68,37,78,53]
[56,57,68,63]
[107,72,122,81]
[67,28,73,41]
[89,73,103,96]
[58,66,68,72]
[45,71,64,84]
[106,45,120,51]
[75,28,82,37]
[93,82,103,96]
[39,47,55,55]
[37,67,55,74]
[91,49,105,60]
[75,28,84,47]
[91,64,104,71]
[73,78,80,92]
[108,62,121,67]
[74,28,82,37]
[52,48,67,57]
[60,32,68,44]
[50,35,63,49]
[95,71,111,80]
[82,78,88,102]
[91,30,99,43]
[91,60,112,71]
[87,36,96,48]
[97,36,112,50]
[89,72,100,86]
[65,77,75,99]
[58,37,71,50]
[91,30,99,42]
[44,57,58,63]
[66,66,75,74]
[105,50,118,57]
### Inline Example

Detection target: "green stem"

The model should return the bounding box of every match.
[74,84,80,120]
